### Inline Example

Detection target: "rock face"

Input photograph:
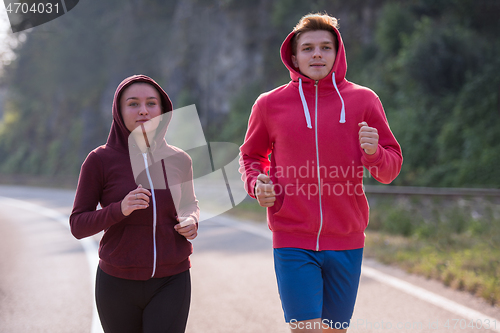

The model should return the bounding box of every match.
[159,0,271,123]
[153,0,378,123]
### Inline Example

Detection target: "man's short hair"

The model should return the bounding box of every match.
[291,13,339,55]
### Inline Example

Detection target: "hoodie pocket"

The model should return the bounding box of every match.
[104,225,153,269]
[271,183,320,233]
[156,223,193,266]
[321,181,368,235]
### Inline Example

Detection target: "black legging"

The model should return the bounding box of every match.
[95,266,191,333]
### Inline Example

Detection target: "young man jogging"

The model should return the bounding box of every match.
[239,13,402,332]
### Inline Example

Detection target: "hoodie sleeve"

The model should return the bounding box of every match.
[69,151,126,239]
[361,96,403,184]
[239,98,272,198]
[176,158,200,224]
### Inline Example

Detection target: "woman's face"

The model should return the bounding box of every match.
[120,83,163,133]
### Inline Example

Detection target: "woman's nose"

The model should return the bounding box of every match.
[139,104,148,115]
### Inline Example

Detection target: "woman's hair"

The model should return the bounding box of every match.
[291,13,339,55]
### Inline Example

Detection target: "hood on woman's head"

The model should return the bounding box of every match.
[114,75,173,120]
[106,75,174,152]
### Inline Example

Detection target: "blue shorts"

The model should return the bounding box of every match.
[273,247,363,328]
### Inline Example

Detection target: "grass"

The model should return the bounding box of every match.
[363,195,500,306]
[225,196,267,222]
[365,231,500,305]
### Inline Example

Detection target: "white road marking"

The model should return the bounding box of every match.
[0,196,103,333]
[361,266,500,332]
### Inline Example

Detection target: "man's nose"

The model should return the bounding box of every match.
[313,47,322,57]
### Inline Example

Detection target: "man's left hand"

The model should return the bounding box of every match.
[358,122,379,155]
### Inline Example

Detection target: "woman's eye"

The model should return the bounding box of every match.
[129,102,138,107]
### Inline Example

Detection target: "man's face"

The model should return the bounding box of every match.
[291,30,337,81]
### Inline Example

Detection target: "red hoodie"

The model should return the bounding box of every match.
[239,28,402,251]
[70,75,199,280]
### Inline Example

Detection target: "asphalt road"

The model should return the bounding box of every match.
[0,185,499,333]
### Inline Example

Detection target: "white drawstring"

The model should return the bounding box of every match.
[298,74,345,127]
[332,72,346,123]
[142,153,157,278]
[298,78,312,129]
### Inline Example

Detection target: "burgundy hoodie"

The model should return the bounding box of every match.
[239,28,402,251]
[70,75,199,280]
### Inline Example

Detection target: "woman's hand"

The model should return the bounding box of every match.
[121,185,151,216]
[174,217,198,240]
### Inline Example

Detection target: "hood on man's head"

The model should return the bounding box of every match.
[280,26,347,86]
[106,75,173,152]
[279,24,348,125]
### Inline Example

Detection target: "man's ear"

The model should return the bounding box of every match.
[291,55,298,68]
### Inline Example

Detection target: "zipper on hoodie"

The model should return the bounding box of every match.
[142,152,158,278]
[314,80,324,251]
